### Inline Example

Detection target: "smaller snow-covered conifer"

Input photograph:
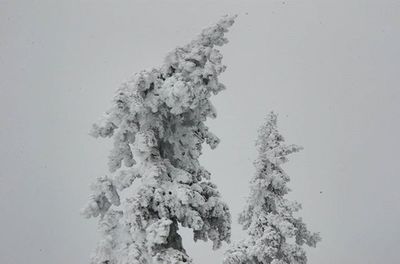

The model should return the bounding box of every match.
[224,112,320,264]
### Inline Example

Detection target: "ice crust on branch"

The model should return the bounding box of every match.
[82,15,236,264]
[224,112,320,264]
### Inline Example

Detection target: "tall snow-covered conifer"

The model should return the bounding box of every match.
[224,112,320,264]
[82,16,236,264]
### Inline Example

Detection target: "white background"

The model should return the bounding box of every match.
[1,1,399,263]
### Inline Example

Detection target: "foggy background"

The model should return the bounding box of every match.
[1,1,399,263]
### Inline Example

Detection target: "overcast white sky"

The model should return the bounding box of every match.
[1,1,400,263]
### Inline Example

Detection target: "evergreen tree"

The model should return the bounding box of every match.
[82,16,236,264]
[224,112,320,264]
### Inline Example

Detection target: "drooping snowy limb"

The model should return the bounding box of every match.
[82,15,236,264]
[224,112,320,264]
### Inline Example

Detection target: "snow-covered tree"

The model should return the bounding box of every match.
[82,16,236,264]
[224,112,320,264]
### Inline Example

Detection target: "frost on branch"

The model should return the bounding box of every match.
[81,176,120,218]
[224,112,320,264]
[82,15,236,264]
